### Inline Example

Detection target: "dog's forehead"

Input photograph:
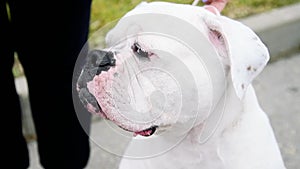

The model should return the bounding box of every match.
[105,2,212,47]
[105,1,227,105]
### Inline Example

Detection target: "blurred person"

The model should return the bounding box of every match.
[0,0,92,168]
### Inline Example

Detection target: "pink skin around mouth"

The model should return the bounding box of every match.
[134,129,153,137]
[86,53,158,137]
[87,73,155,137]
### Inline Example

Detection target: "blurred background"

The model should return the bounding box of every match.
[12,0,300,169]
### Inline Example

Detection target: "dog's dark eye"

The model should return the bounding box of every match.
[131,42,149,58]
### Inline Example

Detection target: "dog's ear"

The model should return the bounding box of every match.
[203,13,270,99]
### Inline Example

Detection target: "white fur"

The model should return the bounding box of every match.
[103,1,286,169]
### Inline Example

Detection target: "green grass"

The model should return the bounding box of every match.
[223,0,300,19]
[90,0,300,36]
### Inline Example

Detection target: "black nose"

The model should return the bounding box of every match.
[88,50,116,74]
[77,50,116,89]
[76,50,116,115]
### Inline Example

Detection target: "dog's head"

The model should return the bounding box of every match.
[76,2,269,137]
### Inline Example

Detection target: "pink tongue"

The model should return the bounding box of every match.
[134,129,153,137]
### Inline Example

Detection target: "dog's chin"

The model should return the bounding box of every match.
[99,110,159,137]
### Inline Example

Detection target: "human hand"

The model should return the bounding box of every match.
[202,0,228,14]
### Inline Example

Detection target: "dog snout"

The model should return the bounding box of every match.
[76,49,116,115]
[88,50,116,74]
[77,50,116,89]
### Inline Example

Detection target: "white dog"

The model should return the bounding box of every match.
[76,1,286,169]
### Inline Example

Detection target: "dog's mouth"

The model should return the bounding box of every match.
[133,125,158,137]
[118,125,158,137]
[101,111,158,137]
[97,106,158,137]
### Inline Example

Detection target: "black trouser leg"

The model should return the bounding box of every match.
[8,0,92,168]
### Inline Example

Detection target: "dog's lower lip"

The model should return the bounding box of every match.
[134,126,158,137]
[96,102,108,119]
